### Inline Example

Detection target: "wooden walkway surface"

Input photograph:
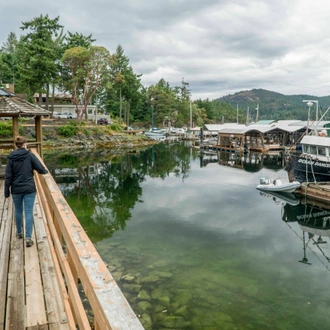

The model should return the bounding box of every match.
[0,180,69,329]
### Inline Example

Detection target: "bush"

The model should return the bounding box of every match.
[0,121,12,137]
[110,123,122,132]
[82,128,91,136]
[58,124,79,137]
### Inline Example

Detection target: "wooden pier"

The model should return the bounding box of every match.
[0,150,144,330]
[300,182,330,204]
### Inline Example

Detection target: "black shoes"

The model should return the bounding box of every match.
[26,239,34,247]
[16,233,23,239]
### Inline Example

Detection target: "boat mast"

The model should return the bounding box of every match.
[255,104,259,122]
[152,105,154,129]
[190,100,192,128]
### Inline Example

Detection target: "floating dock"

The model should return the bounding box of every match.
[300,182,330,204]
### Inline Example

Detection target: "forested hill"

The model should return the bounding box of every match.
[216,89,330,121]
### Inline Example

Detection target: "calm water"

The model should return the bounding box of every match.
[44,143,330,330]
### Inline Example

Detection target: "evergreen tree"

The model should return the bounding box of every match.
[0,32,19,86]
[17,14,63,103]
[65,32,95,49]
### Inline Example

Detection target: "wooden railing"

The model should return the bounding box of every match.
[32,149,144,330]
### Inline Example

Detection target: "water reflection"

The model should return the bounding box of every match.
[44,144,330,330]
[44,143,197,242]
[201,150,285,172]
[282,200,330,268]
[258,190,330,270]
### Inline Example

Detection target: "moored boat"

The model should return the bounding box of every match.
[286,134,330,183]
[256,177,301,193]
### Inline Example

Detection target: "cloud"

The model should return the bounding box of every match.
[1,0,330,100]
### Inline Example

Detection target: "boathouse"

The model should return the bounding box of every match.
[208,121,307,153]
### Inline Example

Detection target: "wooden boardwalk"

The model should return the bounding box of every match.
[0,150,144,330]
[0,180,69,329]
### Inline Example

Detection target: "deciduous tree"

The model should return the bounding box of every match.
[61,46,115,122]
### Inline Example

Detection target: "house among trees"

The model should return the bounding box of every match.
[33,93,98,120]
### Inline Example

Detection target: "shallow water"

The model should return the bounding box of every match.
[44,144,330,330]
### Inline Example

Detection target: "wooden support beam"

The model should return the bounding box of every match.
[35,116,43,157]
[12,117,19,146]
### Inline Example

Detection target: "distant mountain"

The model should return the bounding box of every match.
[216,89,330,121]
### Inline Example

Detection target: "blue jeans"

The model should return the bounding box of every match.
[12,192,36,239]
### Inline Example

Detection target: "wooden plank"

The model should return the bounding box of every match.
[25,218,47,328]
[301,183,330,203]
[5,212,25,330]
[0,197,14,329]
[33,195,70,330]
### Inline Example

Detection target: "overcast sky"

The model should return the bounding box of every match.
[1,0,330,100]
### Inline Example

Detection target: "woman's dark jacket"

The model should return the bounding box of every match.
[4,148,48,198]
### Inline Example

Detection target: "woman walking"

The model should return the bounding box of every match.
[4,136,48,247]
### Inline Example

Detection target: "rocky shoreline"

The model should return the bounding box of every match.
[22,124,158,150]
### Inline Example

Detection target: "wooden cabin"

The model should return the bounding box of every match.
[216,128,247,152]
[213,122,307,153]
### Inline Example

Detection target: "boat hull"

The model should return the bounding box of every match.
[256,181,301,193]
[288,154,330,183]
[145,132,166,139]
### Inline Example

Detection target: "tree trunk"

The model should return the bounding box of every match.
[119,88,122,124]
[51,83,55,113]
[45,84,49,110]
[127,101,130,128]
[124,99,126,126]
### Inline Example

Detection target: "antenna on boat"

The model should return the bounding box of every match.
[255,104,259,122]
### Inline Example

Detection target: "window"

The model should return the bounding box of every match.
[303,145,310,153]
[310,145,317,155]
[318,147,326,156]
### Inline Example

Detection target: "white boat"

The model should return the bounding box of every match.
[203,137,217,146]
[287,134,330,183]
[256,178,301,193]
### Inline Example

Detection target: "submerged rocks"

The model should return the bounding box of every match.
[157,315,190,329]
[137,290,151,301]
[122,283,142,294]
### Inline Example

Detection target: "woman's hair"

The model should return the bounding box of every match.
[15,136,27,148]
